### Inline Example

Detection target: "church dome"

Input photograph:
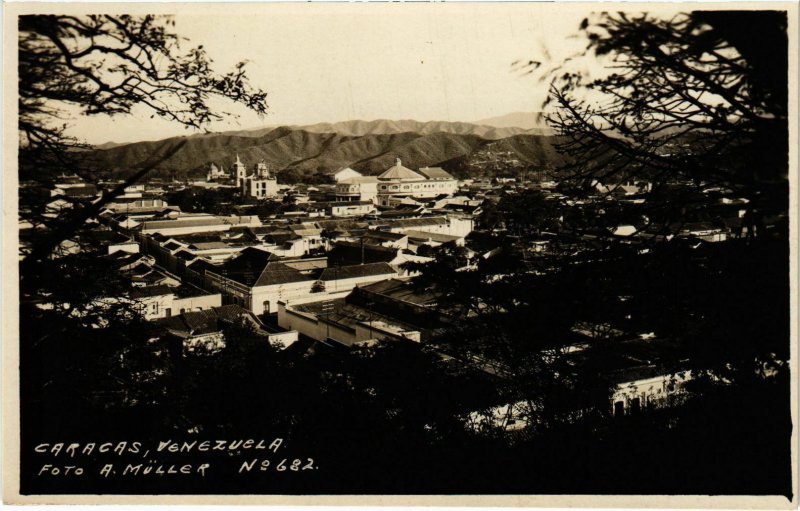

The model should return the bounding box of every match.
[378,158,423,181]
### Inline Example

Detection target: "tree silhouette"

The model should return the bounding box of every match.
[19,14,268,175]
[18,14,270,263]
[543,11,788,231]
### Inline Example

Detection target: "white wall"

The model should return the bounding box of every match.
[611,370,692,415]
[173,293,222,313]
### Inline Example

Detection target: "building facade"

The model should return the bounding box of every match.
[375,159,459,206]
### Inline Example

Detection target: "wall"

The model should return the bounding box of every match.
[268,330,300,349]
[611,370,692,416]
[251,280,316,314]
[134,293,175,320]
[277,303,357,346]
[173,293,222,314]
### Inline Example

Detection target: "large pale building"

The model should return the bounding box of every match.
[334,159,459,206]
[375,159,458,206]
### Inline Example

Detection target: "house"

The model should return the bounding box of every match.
[314,262,399,294]
[277,277,450,347]
[277,297,421,347]
[335,176,380,203]
[328,200,376,217]
[610,367,692,416]
[404,229,466,249]
[204,249,317,314]
[155,304,295,355]
[136,213,262,236]
[130,283,222,320]
[203,247,399,315]
[104,197,173,214]
[378,215,474,238]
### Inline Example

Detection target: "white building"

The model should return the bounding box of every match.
[335,176,379,203]
[242,160,279,199]
[206,162,231,181]
[130,285,223,321]
[375,159,459,206]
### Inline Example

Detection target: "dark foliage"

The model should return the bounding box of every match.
[543,11,788,227]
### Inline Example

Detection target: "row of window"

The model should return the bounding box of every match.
[377,182,456,191]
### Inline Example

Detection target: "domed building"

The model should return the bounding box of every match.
[375,158,458,206]
[334,158,459,206]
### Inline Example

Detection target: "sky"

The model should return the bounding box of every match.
[62,4,594,145]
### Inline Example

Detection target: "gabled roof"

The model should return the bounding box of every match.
[254,262,313,287]
[404,230,463,243]
[417,167,455,180]
[186,258,219,274]
[328,241,399,265]
[226,247,279,273]
[141,217,225,230]
[329,167,362,177]
[378,158,424,181]
[362,230,408,241]
[174,249,197,261]
[163,241,184,251]
[157,304,263,337]
[188,241,229,250]
[382,216,448,229]
[319,262,397,281]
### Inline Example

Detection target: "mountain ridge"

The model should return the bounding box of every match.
[88,119,564,182]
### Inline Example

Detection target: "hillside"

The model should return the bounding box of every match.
[88,122,566,182]
[474,111,550,131]
[198,119,534,141]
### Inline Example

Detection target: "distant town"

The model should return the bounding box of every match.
[20,147,776,424]
[13,8,791,499]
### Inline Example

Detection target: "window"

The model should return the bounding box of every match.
[165,308,171,317]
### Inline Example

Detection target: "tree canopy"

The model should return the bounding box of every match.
[544,11,788,220]
[19,14,269,175]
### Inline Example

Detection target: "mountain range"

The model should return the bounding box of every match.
[89,115,563,182]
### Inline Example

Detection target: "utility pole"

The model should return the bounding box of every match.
[321,299,334,341]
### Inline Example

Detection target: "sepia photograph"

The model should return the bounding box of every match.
[3,1,797,505]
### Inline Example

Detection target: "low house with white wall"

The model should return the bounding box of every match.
[155,304,294,355]
[130,284,222,320]
[203,247,399,315]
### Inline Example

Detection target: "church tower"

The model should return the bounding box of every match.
[232,154,247,187]
[255,161,271,179]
